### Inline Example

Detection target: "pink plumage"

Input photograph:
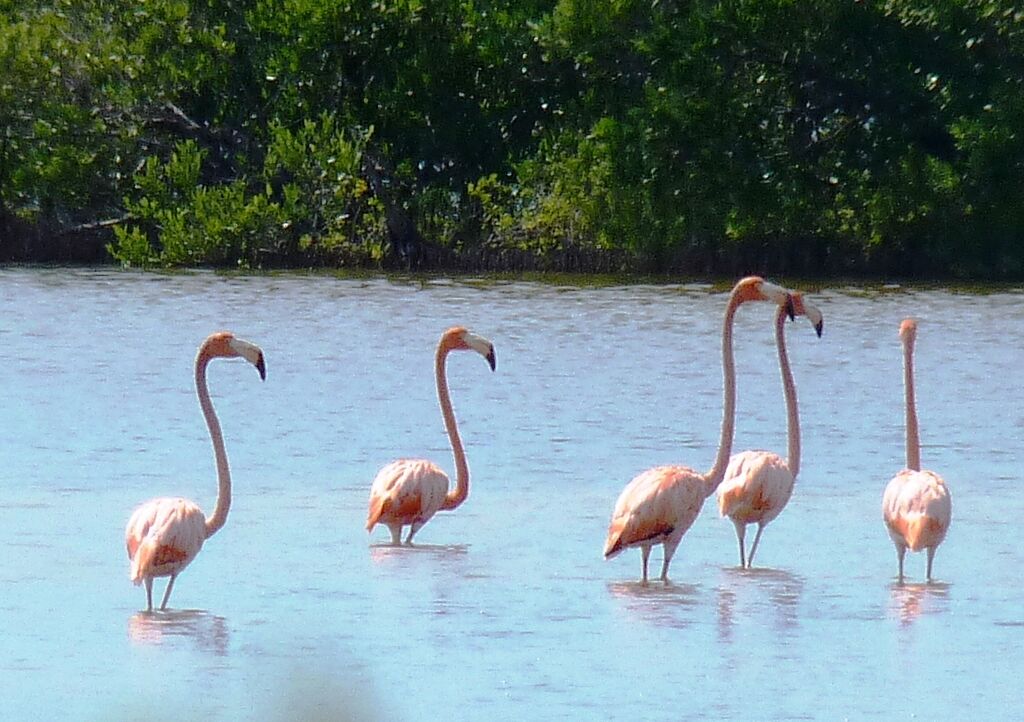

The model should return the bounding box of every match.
[603,277,795,582]
[366,327,496,545]
[717,293,823,568]
[125,331,265,611]
[881,318,952,582]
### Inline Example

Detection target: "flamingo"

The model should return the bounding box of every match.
[125,331,265,611]
[882,318,952,582]
[716,292,823,568]
[367,326,496,545]
[603,277,794,582]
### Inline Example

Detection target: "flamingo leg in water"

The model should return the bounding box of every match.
[747,523,766,569]
[661,539,680,582]
[732,520,747,568]
[926,546,936,582]
[160,573,177,611]
[640,545,652,583]
[405,522,424,545]
[144,577,154,612]
[386,524,402,546]
[896,544,907,583]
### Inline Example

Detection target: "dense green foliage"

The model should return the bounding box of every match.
[2,0,1023,276]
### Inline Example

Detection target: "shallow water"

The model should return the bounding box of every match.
[1,268,1021,720]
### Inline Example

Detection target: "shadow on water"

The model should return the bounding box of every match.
[888,581,950,628]
[127,609,229,656]
[606,580,701,629]
[715,566,805,643]
[368,542,469,564]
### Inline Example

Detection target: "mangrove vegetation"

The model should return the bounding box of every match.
[2,0,1023,277]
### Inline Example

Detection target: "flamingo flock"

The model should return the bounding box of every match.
[123,276,952,611]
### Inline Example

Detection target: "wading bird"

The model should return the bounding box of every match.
[367,326,496,545]
[604,277,794,582]
[882,318,952,582]
[717,292,823,568]
[126,332,266,611]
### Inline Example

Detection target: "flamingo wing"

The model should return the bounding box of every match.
[604,465,705,558]
[125,497,206,583]
[718,450,794,525]
[366,459,450,531]
[883,469,951,551]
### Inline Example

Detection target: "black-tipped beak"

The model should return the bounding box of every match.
[814,320,824,338]
[785,295,796,321]
[486,347,496,371]
[255,353,266,381]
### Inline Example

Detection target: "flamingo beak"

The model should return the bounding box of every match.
[785,294,796,321]
[813,319,823,338]
[255,352,267,380]
[485,347,496,371]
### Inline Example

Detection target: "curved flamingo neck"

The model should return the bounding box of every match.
[775,305,800,477]
[197,350,231,539]
[437,345,469,510]
[702,289,741,495]
[903,335,921,471]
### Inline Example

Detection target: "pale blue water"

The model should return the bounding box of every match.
[1,268,1022,720]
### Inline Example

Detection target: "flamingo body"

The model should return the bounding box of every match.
[604,465,706,580]
[718,450,793,527]
[126,497,206,584]
[367,459,451,544]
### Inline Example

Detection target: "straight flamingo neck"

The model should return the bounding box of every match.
[197,351,232,538]
[703,290,740,495]
[437,346,469,510]
[903,335,921,471]
[775,305,801,478]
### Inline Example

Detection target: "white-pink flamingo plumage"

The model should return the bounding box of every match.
[603,277,794,582]
[367,326,495,545]
[125,331,265,611]
[717,292,823,568]
[882,318,951,582]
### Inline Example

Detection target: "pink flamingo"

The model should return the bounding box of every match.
[125,332,265,611]
[603,277,794,582]
[717,292,823,568]
[882,318,952,582]
[367,326,496,544]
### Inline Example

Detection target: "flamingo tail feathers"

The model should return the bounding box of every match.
[366,496,387,532]
[129,538,156,585]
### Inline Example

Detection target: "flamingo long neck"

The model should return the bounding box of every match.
[903,335,921,471]
[775,306,801,478]
[438,346,469,510]
[702,290,740,495]
[198,351,232,538]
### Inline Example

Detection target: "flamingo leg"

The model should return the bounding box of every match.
[747,523,766,569]
[926,546,936,582]
[896,544,907,583]
[640,545,652,583]
[160,574,177,611]
[405,523,423,545]
[144,577,154,612]
[387,524,402,546]
[733,520,747,568]
[661,539,680,582]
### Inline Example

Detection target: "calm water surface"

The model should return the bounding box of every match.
[1,268,1022,720]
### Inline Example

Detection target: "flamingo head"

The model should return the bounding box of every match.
[734,276,795,319]
[790,293,824,337]
[899,317,917,346]
[441,326,496,371]
[203,331,266,380]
